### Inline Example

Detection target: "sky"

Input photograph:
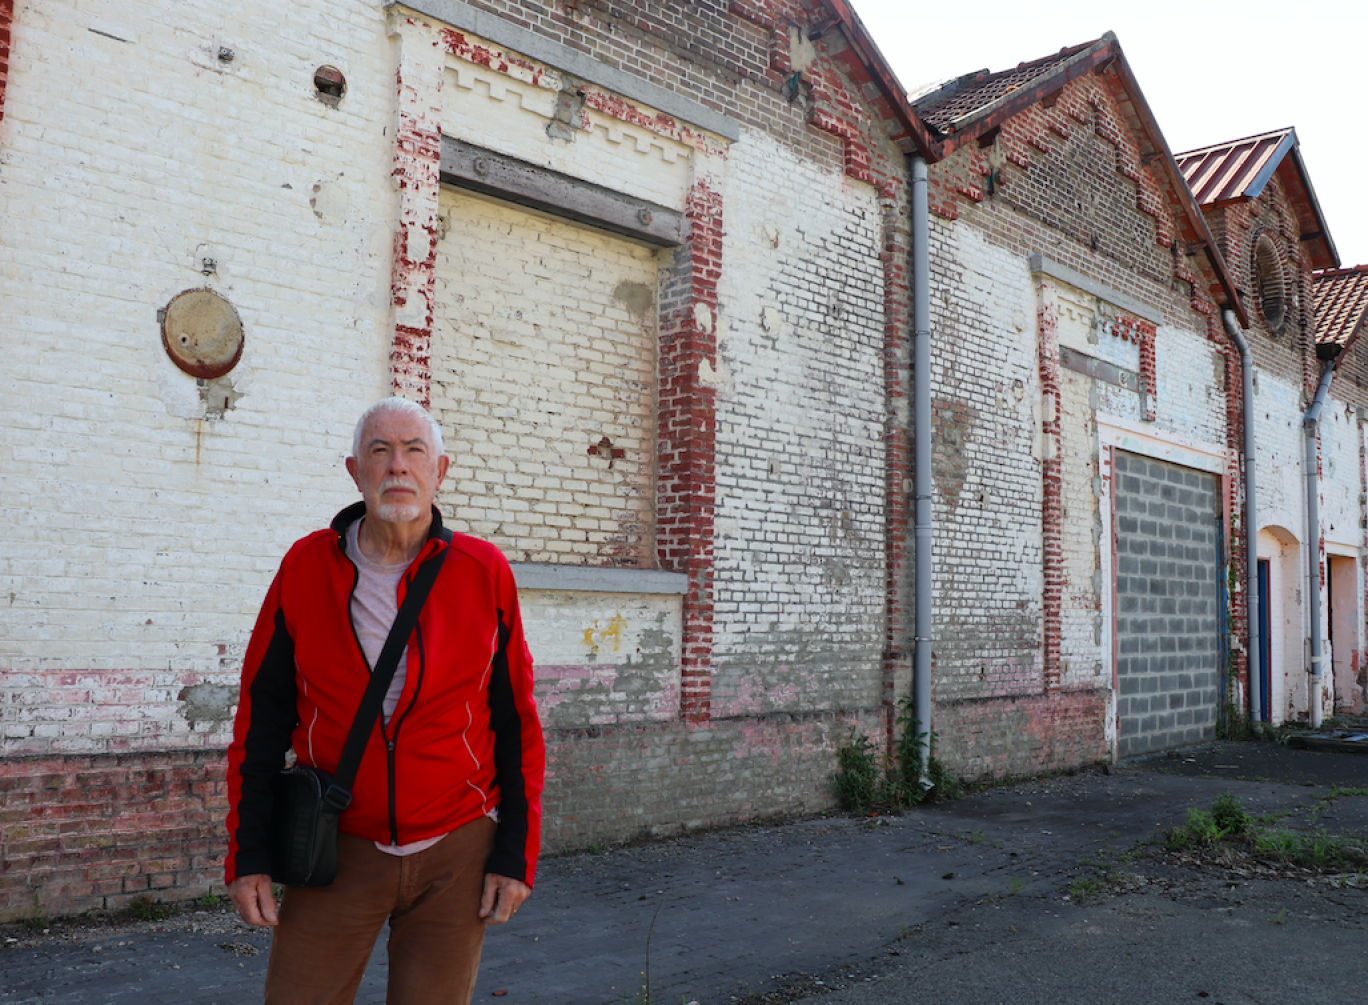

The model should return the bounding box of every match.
[848,0,1365,267]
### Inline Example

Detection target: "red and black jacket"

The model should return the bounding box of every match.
[225,503,544,886]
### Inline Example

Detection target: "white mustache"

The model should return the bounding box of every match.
[379,478,418,494]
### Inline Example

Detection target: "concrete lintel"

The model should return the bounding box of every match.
[390,0,741,142]
[511,564,688,595]
[1030,254,1165,325]
[441,137,683,246]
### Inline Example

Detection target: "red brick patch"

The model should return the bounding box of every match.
[0,752,227,922]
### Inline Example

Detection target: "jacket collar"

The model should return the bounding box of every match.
[331,503,452,556]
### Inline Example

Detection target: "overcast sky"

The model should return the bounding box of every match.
[849,0,1364,267]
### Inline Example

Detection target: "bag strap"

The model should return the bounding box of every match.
[323,544,449,812]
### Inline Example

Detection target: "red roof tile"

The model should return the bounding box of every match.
[1314,266,1368,349]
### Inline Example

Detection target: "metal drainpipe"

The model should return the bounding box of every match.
[1221,310,1261,724]
[911,156,932,777]
[1304,352,1340,728]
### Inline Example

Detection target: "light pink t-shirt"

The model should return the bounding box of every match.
[346,520,444,857]
[346,520,411,721]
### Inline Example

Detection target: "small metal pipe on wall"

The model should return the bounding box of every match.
[1222,309,1261,724]
[1304,352,1341,727]
[911,156,932,774]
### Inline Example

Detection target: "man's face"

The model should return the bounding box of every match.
[345,410,449,527]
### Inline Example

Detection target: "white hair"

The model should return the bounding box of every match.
[351,397,445,459]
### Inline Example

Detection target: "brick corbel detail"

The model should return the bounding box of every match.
[1037,289,1063,693]
[807,99,874,185]
[1132,320,1158,422]
[658,178,724,722]
[727,0,792,76]
[389,18,445,407]
[0,0,12,127]
[729,1,873,185]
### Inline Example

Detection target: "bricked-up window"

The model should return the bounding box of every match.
[430,188,659,568]
[1254,233,1288,334]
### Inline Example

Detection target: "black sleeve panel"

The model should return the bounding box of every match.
[485,611,530,883]
[231,608,299,879]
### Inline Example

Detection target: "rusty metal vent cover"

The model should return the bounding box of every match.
[161,288,244,378]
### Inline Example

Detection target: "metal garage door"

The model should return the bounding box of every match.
[1115,450,1221,756]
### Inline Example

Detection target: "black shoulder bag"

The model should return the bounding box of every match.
[269,547,448,887]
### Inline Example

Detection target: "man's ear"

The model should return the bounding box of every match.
[345,455,361,491]
[436,453,450,484]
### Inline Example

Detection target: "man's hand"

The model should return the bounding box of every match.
[479,873,530,925]
[228,874,280,927]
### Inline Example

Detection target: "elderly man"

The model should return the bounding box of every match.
[225,397,544,1005]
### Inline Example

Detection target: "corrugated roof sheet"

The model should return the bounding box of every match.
[1314,266,1368,349]
[1175,129,1296,206]
[915,40,1098,134]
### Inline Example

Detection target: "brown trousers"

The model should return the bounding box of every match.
[264,816,496,1005]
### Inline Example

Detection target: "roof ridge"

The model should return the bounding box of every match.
[1003,36,1103,75]
[915,34,1111,135]
[1175,126,1296,160]
[916,35,1104,107]
[1314,265,1368,278]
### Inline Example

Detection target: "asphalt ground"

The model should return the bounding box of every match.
[3,738,1366,1005]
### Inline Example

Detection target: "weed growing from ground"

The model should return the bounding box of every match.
[1166,791,1254,851]
[1066,875,1107,903]
[833,728,883,813]
[832,699,961,813]
[1164,791,1368,872]
[128,897,174,922]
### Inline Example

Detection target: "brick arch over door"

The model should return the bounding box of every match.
[1114,450,1222,755]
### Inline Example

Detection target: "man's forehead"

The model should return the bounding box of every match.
[360,413,433,446]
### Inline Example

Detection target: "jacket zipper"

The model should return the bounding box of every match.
[340,521,437,847]
[382,592,427,845]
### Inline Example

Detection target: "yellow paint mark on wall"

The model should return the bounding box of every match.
[582,614,627,656]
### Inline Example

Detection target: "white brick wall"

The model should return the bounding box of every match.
[430,189,659,567]
[0,0,399,754]
[709,130,889,717]
[1152,324,1228,451]
[1313,399,1362,715]
[928,221,1045,701]
[1319,401,1361,547]
[1252,373,1307,540]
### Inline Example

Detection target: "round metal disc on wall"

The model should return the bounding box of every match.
[161,288,244,379]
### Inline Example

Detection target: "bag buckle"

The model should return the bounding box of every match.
[322,784,353,813]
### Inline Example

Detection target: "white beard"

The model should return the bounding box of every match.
[374,478,423,523]
[374,500,423,523]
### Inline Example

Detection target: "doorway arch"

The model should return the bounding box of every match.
[1256,525,1302,725]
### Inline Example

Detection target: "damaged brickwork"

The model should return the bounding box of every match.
[0,753,227,918]
[0,0,920,920]
[923,61,1237,778]
[1194,148,1367,722]
[0,0,12,126]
